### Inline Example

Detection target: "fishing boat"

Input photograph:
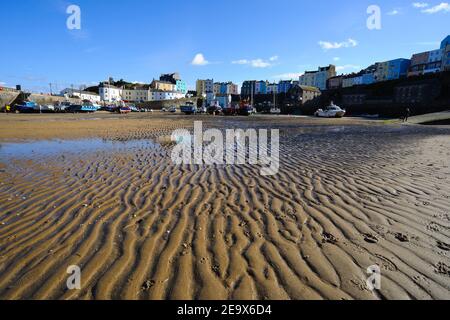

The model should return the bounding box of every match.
[66,104,98,113]
[40,104,56,113]
[119,106,131,114]
[180,102,197,115]
[15,101,40,113]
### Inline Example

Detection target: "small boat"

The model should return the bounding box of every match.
[67,104,98,113]
[119,106,131,114]
[41,104,56,113]
[56,101,71,112]
[15,101,40,113]
[237,105,256,116]
[180,102,197,115]
[270,107,281,114]
[129,105,140,112]
[222,106,236,116]
[207,105,222,115]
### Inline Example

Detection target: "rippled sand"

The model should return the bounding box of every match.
[0,113,449,300]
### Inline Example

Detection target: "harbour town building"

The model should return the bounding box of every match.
[159,73,187,94]
[150,80,176,92]
[266,83,278,94]
[60,88,101,103]
[99,83,123,102]
[241,80,257,96]
[375,59,411,82]
[299,65,336,90]
[196,79,214,96]
[255,81,267,94]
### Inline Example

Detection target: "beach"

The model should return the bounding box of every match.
[0,112,449,300]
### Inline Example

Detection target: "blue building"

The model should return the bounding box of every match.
[176,80,187,94]
[220,83,228,95]
[441,35,450,49]
[278,80,293,94]
[362,73,375,85]
[387,58,411,80]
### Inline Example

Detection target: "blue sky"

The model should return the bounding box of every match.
[0,0,449,92]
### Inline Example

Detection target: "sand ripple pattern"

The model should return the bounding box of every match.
[0,123,450,300]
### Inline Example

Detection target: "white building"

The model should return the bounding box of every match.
[60,88,101,103]
[149,90,185,101]
[99,84,123,102]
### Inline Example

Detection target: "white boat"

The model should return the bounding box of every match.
[270,107,281,114]
[315,102,346,118]
[41,104,55,112]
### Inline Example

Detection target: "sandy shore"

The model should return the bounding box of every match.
[0,113,449,300]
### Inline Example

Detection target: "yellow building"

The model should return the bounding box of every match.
[150,80,176,92]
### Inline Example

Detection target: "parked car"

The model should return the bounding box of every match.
[315,103,346,118]
[169,106,177,113]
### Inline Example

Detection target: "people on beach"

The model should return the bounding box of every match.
[404,107,411,122]
[5,105,11,113]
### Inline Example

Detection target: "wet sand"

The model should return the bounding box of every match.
[0,113,449,300]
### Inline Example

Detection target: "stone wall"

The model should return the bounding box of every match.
[28,94,81,105]
[0,91,20,110]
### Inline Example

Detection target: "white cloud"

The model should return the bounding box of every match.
[336,65,361,72]
[251,59,271,68]
[191,53,210,66]
[272,73,304,80]
[0,82,6,86]
[232,56,278,68]
[318,38,358,50]
[412,2,429,8]
[421,2,450,13]
[388,9,400,15]
[333,57,340,61]
[232,59,249,65]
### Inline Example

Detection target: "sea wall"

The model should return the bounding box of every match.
[28,94,81,105]
[0,91,20,110]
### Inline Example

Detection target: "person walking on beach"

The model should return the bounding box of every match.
[404,107,410,123]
